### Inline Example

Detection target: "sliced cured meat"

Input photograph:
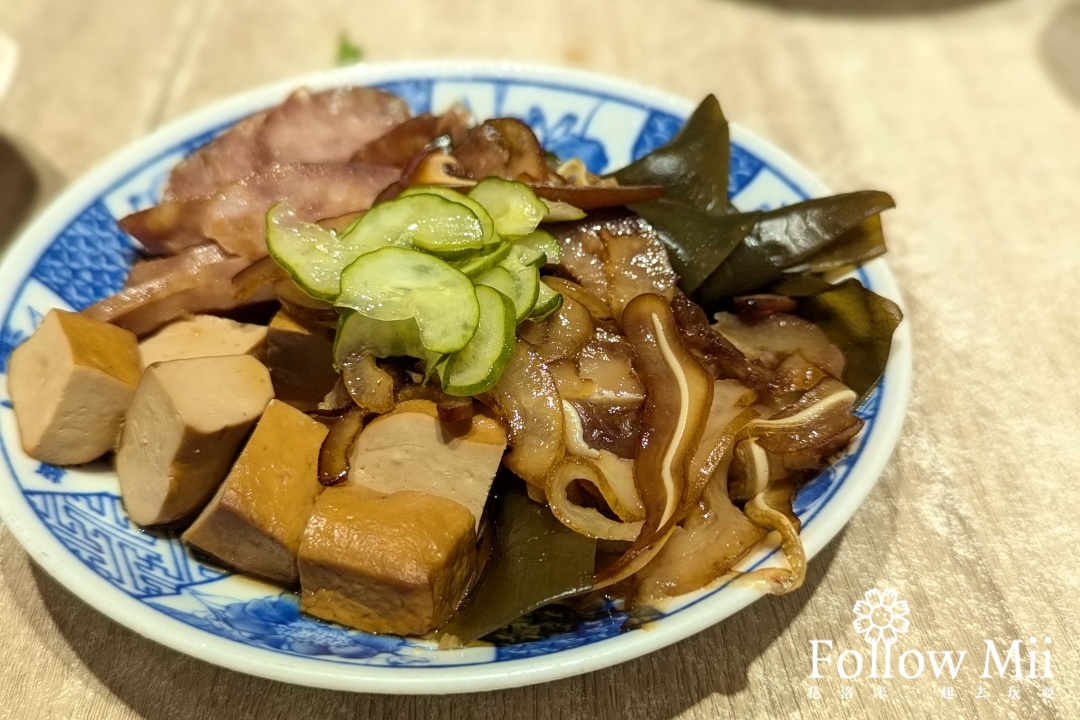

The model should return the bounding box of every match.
[164,87,410,201]
[164,111,270,201]
[350,109,470,168]
[83,243,275,337]
[257,87,411,166]
[121,163,400,259]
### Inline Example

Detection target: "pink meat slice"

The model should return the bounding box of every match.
[164,111,270,201]
[257,87,411,166]
[164,87,411,201]
[83,243,275,337]
[120,162,400,259]
[350,109,470,168]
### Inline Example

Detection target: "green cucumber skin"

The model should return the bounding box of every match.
[344,193,485,257]
[468,177,547,240]
[265,203,348,301]
[514,229,563,266]
[442,284,517,396]
[266,197,488,301]
[474,266,517,305]
[498,245,542,321]
[269,184,566,396]
[335,247,480,355]
[452,241,511,278]
[334,311,427,365]
[529,279,563,320]
[399,186,498,249]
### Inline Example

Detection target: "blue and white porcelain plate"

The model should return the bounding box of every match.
[0,61,912,694]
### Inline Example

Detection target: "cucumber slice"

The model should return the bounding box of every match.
[336,212,365,237]
[513,229,563,266]
[399,186,497,249]
[491,245,541,322]
[468,177,547,239]
[442,284,516,396]
[506,241,543,267]
[474,266,517,304]
[336,247,480,354]
[266,203,356,301]
[341,193,485,258]
[529,279,563,320]
[335,310,443,375]
[541,198,587,222]
[452,240,512,278]
[334,310,427,364]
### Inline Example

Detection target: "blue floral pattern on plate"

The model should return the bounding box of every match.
[525,106,610,173]
[0,71,887,671]
[151,593,424,664]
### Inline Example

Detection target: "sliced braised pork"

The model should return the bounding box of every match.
[164,111,270,202]
[123,163,400,259]
[165,87,411,201]
[83,244,276,337]
[257,87,411,166]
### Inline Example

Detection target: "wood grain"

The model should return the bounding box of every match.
[2,0,1079,717]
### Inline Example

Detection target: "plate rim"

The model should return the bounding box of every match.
[0,59,913,694]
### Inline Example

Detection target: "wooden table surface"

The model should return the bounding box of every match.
[2,1,1079,718]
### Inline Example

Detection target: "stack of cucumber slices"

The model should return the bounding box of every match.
[266,178,565,395]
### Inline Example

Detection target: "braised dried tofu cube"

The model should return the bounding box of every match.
[138,314,268,369]
[116,354,274,526]
[348,399,507,530]
[299,486,477,636]
[8,309,141,465]
[183,399,328,584]
[266,310,338,411]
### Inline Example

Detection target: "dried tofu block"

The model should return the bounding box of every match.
[8,309,141,464]
[299,486,477,636]
[138,314,268,369]
[184,399,328,584]
[117,354,273,526]
[348,399,506,530]
[266,310,337,411]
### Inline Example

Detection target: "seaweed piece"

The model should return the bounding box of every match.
[611,94,734,216]
[619,201,757,295]
[786,214,887,275]
[770,275,903,400]
[692,191,896,303]
[441,476,597,645]
[608,95,744,293]
[610,96,896,305]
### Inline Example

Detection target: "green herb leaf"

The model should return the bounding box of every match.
[336,32,363,66]
[441,476,596,644]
